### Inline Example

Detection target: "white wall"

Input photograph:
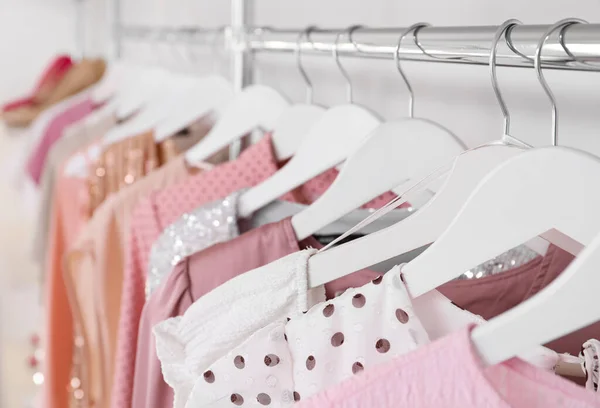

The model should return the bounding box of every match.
[0,0,78,101]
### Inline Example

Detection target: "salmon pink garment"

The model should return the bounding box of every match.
[43,156,95,408]
[112,134,397,408]
[298,326,600,408]
[65,157,199,408]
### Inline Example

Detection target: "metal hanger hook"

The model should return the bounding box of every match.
[296,26,318,104]
[168,29,188,70]
[333,25,363,103]
[211,26,227,75]
[490,19,523,138]
[151,30,164,66]
[534,18,587,146]
[395,23,430,118]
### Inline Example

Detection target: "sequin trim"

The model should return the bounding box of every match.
[146,191,243,297]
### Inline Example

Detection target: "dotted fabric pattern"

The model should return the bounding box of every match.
[182,266,430,407]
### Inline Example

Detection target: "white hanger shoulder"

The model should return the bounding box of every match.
[154,75,234,142]
[237,104,381,218]
[184,84,290,165]
[472,227,600,366]
[307,143,524,287]
[270,104,326,161]
[90,60,134,104]
[104,75,191,145]
[115,67,172,120]
[292,118,466,241]
[401,146,600,298]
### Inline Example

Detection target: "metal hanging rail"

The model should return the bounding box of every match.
[247,24,600,71]
[117,25,228,45]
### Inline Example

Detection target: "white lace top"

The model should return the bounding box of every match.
[183,267,430,407]
[153,249,324,408]
[146,191,242,297]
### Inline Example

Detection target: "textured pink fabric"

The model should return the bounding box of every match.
[132,218,380,408]
[112,134,397,408]
[299,326,600,408]
[26,97,95,184]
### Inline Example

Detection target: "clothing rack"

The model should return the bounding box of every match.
[112,23,600,73]
[110,0,253,156]
[116,25,230,46]
[247,25,600,71]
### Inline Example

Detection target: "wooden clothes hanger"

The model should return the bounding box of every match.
[114,32,176,121]
[306,19,537,285]
[290,23,466,241]
[107,31,236,144]
[154,29,235,141]
[344,19,598,368]
[236,25,383,219]
[184,26,333,166]
[90,60,133,105]
[103,73,198,145]
[399,18,592,295]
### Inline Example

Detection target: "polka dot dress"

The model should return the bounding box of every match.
[183,266,430,407]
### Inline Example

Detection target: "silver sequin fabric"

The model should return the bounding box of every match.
[455,244,540,280]
[146,191,242,297]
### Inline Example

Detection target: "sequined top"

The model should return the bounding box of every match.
[88,131,168,214]
[455,245,539,280]
[146,190,243,297]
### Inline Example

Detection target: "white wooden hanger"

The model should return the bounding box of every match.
[155,28,235,141]
[90,60,136,104]
[400,18,592,294]
[306,19,541,287]
[103,74,195,145]
[114,32,177,120]
[113,66,173,121]
[469,19,599,367]
[154,75,234,142]
[183,26,332,165]
[473,219,600,367]
[183,84,290,165]
[270,26,327,160]
[236,26,383,218]
[291,24,467,240]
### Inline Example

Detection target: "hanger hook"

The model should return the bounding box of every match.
[489,19,523,139]
[296,26,318,104]
[169,29,188,71]
[211,26,227,75]
[395,23,430,119]
[534,18,587,146]
[333,25,363,103]
[152,29,165,66]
